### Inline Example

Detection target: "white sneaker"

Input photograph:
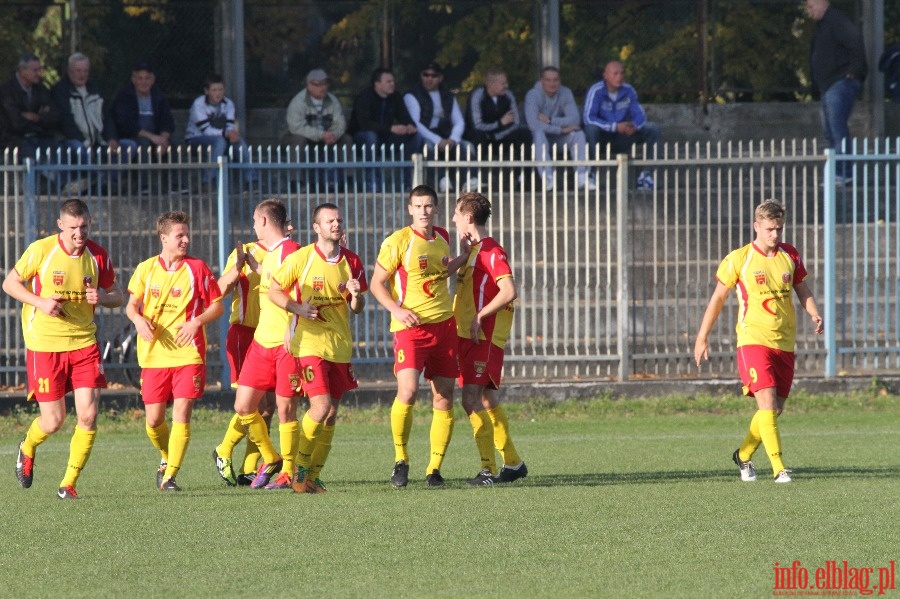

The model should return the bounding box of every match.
[773,469,793,483]
[465,177,480,191]
[577,173,597,190]
[438,176,452,192]
[732,449,757,482]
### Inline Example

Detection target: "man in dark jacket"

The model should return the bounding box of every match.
[806,0,867,185]
[112,61,175,160]
[349,67,421,190]
[0,54,64,161]
[464,68,531,153]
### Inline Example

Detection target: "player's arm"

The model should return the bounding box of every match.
[470,275,517,342]
[217,244,246,296]
[370,262,419,327]
[693,281,731,366]
[125,292,156,342]
[173,298,225,347]
[346,277,366,314]
[793,281,824,335]
[268,279,319,320]
[1,268,64,317]
[89,280,125,309]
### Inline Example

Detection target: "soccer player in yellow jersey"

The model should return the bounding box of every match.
[694,200,823,483]
[222,199,304,490]
[451,192,527,485]
[268,203,368,493]
[3,199,124,499]
[370,185,459,488]
[126,211,224,491]
[213,239,277,485]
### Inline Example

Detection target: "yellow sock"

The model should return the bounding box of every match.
[22,418,50,456]
[145,421,170,463]
[216,414,246,458]
[164,422,191,479]
[426,408,454,475]
[239,412,279,464]
[242,438,262,475]
[487,406,521,467]
[279,421,300,474]
[309,425,335,480]
[296,413,322,470]
[756,409,786,476]
[390,400,414,463]
[60,427,96,488]
[738,411,762,462]
[469,411,497,473]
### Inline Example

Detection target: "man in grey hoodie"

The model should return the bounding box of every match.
[524,66,594,190]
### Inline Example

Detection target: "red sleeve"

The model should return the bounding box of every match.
[88,241,117,289]
[346,251,369,293]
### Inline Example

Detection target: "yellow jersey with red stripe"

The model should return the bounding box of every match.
[127,255,222,367]
[13,234,117,352]
[453,237,515,348]
[376,225,453,332]
[224,242,267,328]
[273,243,368,362]
[254,238,302,348]
[716,242,808,351]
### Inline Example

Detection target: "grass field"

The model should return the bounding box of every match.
[1,390,899,599]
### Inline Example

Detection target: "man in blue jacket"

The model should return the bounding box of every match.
[583,61,660,190]
[112,61,175,161]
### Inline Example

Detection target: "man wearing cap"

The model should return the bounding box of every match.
[404,61,478,192]
[282,69,351,163]
[112,61,175,160]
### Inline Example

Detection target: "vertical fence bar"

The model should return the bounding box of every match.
[823,149,837,377]
[617,154,630,381]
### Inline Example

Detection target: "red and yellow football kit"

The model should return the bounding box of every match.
[14,234,116,352]
[127,255,222,368]
[375,225,454,332]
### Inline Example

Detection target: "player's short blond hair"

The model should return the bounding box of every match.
[157,210,189,235]
[755,199,785,222]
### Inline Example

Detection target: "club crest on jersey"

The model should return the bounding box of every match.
[53,271,64,285]
[150,284,161,298]
[754,271,766,285]
[171,287,182,298]
[83,276,93,287]
[193,375,202,391]
[418,255,428,270]
[313,277,325,291]
[782,272,791,284]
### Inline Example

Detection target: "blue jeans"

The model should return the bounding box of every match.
[352,130,422,189]
[821,78,861,178]
[186,135,257,184]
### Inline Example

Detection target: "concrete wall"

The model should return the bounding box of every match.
[171,102,899,148]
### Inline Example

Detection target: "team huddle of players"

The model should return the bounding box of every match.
[7,186,527,498]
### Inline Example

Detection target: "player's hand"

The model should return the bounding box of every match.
[234,242,246,269]
[393,307,420,328]
[345,278,361,298]
[811,314,824,335]
[134,316,156,342]
[469,316,482,344]
[283,328,292,352]
[40,295,65,318]
[84,281,99,305]
[693,337,709,367]
[458,231,474,254]
[173,319,201,347]
[300,302,319,321]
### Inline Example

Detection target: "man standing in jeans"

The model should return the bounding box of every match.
[806,0,867,186]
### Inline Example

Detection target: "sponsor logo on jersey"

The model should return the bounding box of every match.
[171,287,182,298]
[782,272,791,284]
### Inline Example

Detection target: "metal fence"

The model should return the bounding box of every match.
[1,140,898,392]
